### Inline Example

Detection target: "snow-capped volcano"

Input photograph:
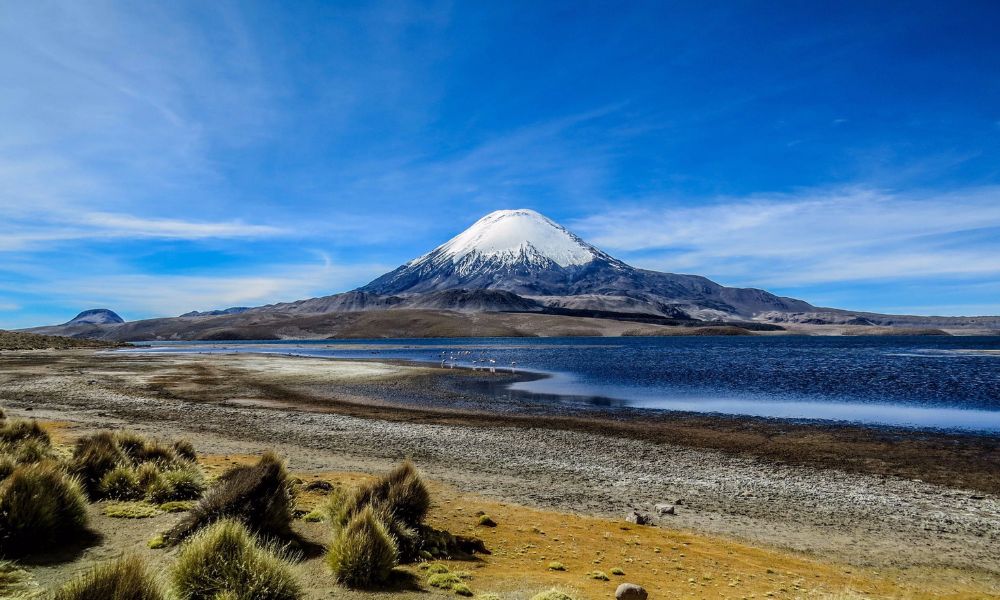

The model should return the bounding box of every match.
[434,209,604,268]
[359,208,813,319]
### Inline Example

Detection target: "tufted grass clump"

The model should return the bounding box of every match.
[0,462,88,557]
[334,460,430,530]
[71,431,203,501]
[452,583,473,596]
[53,554,165,600]
[548,561,566,571]
[172,439,197,462]
[327,504,398,587]
[164,452,292,545]
[146,466,206,504]
[99,466,144,500]
[426,563,450,574]
[610,567,625,575]
[588,571,609,581]
[0,420,49,447]
[171,519,301,600]
[531,590,575,600]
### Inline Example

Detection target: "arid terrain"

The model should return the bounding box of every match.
[0,348,997,598]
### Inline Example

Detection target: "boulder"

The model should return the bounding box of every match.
[616,583,648,600]
[625,511,650,525]
[654,503,676,515]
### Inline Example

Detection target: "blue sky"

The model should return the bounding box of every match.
[2,1,999,328]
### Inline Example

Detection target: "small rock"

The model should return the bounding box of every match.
[616,583,648,600]
[625,511,650,525]
[654,503,676,515]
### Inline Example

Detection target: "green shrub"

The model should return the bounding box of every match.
[0,420,49,446]
[172,519,301,600]
[164,452,292,545]
[100,466,143,500]
[531,590,575,600]
[0,462,88,556]
[335,460,430,530]
[326,504,398,587]
[53,554,165,600]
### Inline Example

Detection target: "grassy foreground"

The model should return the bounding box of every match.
[0,419,993,599]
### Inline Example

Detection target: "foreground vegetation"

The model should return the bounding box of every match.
[0,408,496,599]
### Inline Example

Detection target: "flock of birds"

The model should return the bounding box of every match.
[439,350,517,373]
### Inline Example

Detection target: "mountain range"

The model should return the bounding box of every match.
[23,209,1000,340]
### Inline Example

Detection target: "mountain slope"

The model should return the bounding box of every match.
[361,208,812,318]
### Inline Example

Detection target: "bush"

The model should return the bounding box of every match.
[172,520,301,600]
[100,466,143,500]
[164,452,292,545]
[326,504,398,587]
[0,462,88,556]
[0,420,49,446]
[72,431,200,500]
[53,554,165,600]
[335,460,429,530]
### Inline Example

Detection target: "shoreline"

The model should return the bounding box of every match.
[0,348,997,590]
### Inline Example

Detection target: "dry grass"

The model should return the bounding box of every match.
[0,462,88,557]
[326,504,399,587]
[333,460,430,530]
[172,519,301,600]
[164,451,292,545]
[52,555,165,600]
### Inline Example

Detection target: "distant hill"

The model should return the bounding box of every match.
[66,308,124,325]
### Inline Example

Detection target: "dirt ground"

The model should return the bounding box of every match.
[1,349,998,598]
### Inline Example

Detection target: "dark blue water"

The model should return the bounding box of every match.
[127,336,1000,433]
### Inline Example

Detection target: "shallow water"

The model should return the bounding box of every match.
[128,336,1000,433]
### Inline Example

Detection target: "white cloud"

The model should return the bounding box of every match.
[571,186,1000,287]
[9,260,390,321]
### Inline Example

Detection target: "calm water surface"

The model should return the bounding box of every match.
[127,336,1000,434]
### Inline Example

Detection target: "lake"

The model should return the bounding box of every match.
[128,336,1000,434]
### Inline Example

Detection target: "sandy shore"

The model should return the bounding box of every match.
[0,349,997,595]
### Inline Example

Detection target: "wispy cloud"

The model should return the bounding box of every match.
[571,186,1000,287]
[2,258,389,325]
[0,211,286,251]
